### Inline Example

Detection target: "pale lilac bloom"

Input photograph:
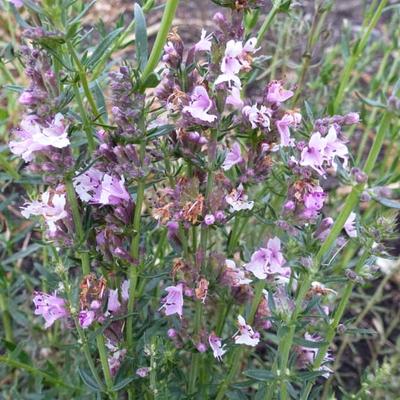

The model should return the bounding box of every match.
[222,143,243,171]
[197,342,207,353]
[204,214,215,225]
[136,367,150,378]
[19,91,35,105]
[303,185,326,219]
[21,191,67,233]
[106,342,126,376]
[300,132,327,175]
[121,280,130,302]
[183,86,217,123]
[276,112,302,147]
[223,259,252,286]
[242,104,271,130]
[160,283,184,317]
[9,0,23,7]
[33,292,68,329]
[324,126,349,169]
[245,237,287,279]
[107,289,121,313]
[73,167,103,202]
[344,212,357,237]
[225,184,254,212]
[209,333,226,361]
[194,29,212,52]
[226,86,244,109]
[233,315,260,347]
[98,174,130,205]
[79,310,95,329]
[162,41,178,62]
[10,114,70,162]
[266,81,294,104]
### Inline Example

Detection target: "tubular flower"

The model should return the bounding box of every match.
[160,283,184,317]
[182,86,217,123]
[33,292,68,329]
[233,315,260,347]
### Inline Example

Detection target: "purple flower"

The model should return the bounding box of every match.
[160,283,184,318]
[136,367,150,378]
[226,86,244,109]
[9,0,24,7]
[121,280,130,302]
[21,190,67,234]
[222,142,243,171]
[10,114,70,162]
[208,333,226,361]
[196,342,207,353]
[225,184,254,212]
[182,86,217,123]
[266,81,293,105]
[194,29,212,52]
[107,289,121,313]
[107,346,127,377]
[324,126,349,169]
[276,112,302,147]
[33,291,68,329]
[204,214,215,225]
[233,315,260,347]
[79,310,95,329]
[344,212,357,237]
[242,104,271,130]
[303,185,326,219]
[98,174,130,205]
[222,259,252,287]
[18,91,35,105]
[244,237,287,279]
[300,132,327,175]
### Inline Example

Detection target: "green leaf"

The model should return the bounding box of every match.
[134,3,148,71]
[112,376,136,391]
[78,366,101,392]
[141,71,160,88]
[371,194,400,209]
[2,243,42,266]
[86,28,124,70]
[293,337,328,349]
[243,369,275,381]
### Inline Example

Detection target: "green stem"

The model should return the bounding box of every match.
[96,333,115,397]
[65,178,90,275]
[127,140,146,349]
[140,0,180,87]
[256,2,280,47]
[330,0,388,114]
[72,84,95,154]
[67,41,104,123]
[0,291,14,343]
[275,109,392,400]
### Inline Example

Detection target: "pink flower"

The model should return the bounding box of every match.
[204,214,215,225]
[266,81,293,104]
[194,29,212,52]
[9,0,23,7]
[324,126,349,169]
[121,280,130,302]
[225,184,254,212]
[136,367,150,378]
[303,185,326,219]
[226,86,244,109]
[98,174,130,205]
[18,91,35,105]
[242,104,271,130]
[107,346,127,376]
[73,168,130,206]
[344,212,357,237]
[233,315,260,347]
[222,143,243,171]
[21,190,67,233]
[222,259,252,286]
[215,38,258,88]
[196,342,207,353]
[209,333,226,361]
[300,132,327,175]
[10,114,70,162]
[160,283,184,317]
[33,292,68,329]
[183,86,217,123]
[245,237,287,279]
[276,112,302,147]
[107,289,121,313]
[79,310,95,329]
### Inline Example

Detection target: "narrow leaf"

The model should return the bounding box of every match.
[134,3,148,71]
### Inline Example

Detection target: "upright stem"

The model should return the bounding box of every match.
[330,0,388,114]
[256,2,280,47]
[96,333,115,397]
[65,178,90,275]
[126,140,147,349]
[274,109,392,400]
[140,0,180,86]
[0,291,14,343]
